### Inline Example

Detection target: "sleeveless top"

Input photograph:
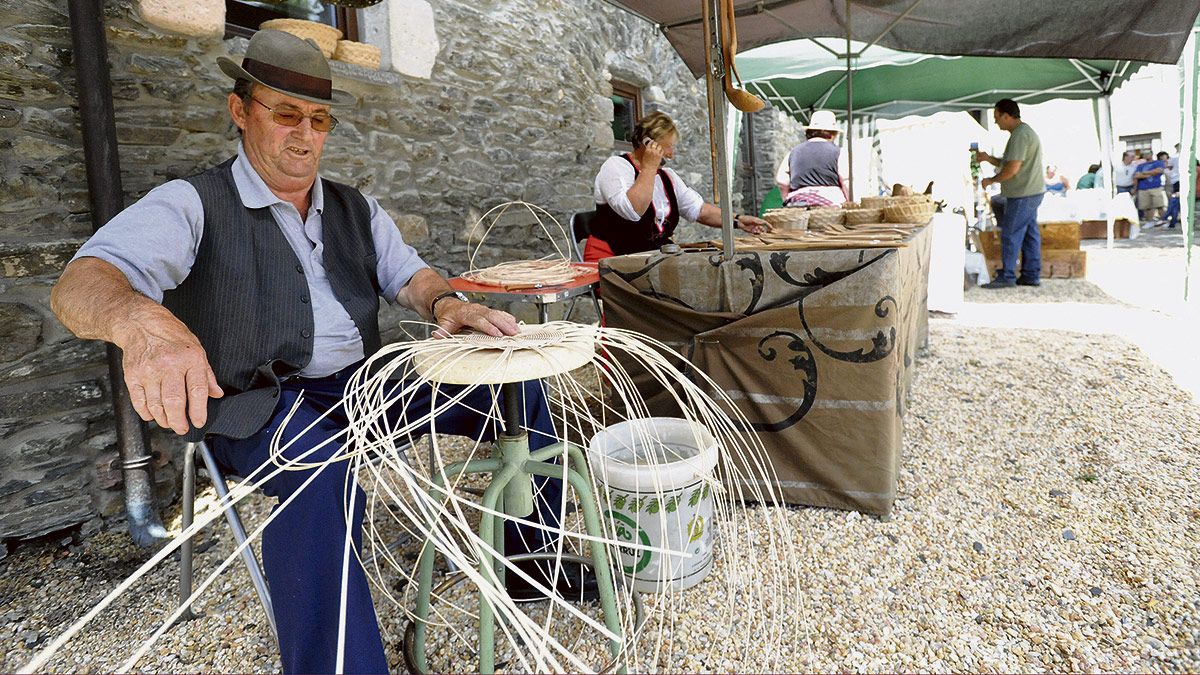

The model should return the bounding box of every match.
[163,157,381,440]
[590,155,681,256]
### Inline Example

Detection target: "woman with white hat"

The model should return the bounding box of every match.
[774,109,849,208]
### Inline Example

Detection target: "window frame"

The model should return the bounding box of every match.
[224,0,359,42]
[610,80,643,152]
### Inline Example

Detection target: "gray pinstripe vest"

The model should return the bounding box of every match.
[164,157,382,441]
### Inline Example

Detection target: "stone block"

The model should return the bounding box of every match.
[0,241,81,278]
[392,213,430,244]
[136,0,224,38]
[387,0,439,80]
[0,381,105,422]
[0,107,19,128]
[0,303,42,362]
[0,494,94,540]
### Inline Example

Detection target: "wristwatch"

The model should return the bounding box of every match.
[429,290,469,318]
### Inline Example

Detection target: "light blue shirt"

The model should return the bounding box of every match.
[73,145,428,377]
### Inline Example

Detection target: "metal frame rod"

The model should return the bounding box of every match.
[845,0,855,202]
[67,0,166,547]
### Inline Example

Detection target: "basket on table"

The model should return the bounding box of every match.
[860,196,890,209]
[763,208,810,230]
[843,207,884,225]
[882,199,937,224]
[333,39,381,69]
[259,18,342,57]
[806,207,845,230]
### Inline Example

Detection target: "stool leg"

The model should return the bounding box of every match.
[526,460,624,670]
[410,458,503,673]
[475,466,520,674]
[178,442,197,621]
[195,442,279,644]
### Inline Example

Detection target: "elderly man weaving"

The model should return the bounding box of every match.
[50,30,578,674]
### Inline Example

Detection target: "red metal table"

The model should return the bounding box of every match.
[448,262,600,323]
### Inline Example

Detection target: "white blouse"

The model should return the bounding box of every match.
[593,155,704,227]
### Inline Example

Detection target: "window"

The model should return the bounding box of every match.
[1120,133,1161,159]
[610,80,642,150]
[225,0,359,42]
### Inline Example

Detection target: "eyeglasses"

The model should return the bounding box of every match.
[250,96,339,133]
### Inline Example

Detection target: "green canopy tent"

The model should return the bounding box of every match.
[735,38,1143,248]
[736,39,1141,121]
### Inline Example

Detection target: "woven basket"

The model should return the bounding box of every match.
[883,201,936,224]
[763,208,810,230]
[334,39,381,69]
[260,18,342,58]
[806,207,845,230]
[860,196,890,209]
[843,207,884,225]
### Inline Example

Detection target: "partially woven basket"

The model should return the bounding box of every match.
[763,208,810,230]
[806,207,845,230]
[260,18,342,58]
[860,196,890,209]
[843,207,884,225]
[883,200,936,224]
[333,39,381,69]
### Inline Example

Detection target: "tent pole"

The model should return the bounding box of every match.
[705,0,735,258]
[1096,94,1116,250]
[1183,27,1198,302]
[845,0,854,201]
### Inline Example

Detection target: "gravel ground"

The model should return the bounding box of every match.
[4,315,1198,673]
[964,277,1125,305]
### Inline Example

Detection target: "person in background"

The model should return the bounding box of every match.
[973,98,1045,289]
[775,109,850,207]
[1043,165,1070,194]
[1076,163,1102,190]
[1114,150,1137,196]
[587,111,769,262]
[1163,145,1181,228]
[1134,151,1168,226]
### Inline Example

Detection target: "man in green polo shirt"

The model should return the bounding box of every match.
[974,99,1045,288]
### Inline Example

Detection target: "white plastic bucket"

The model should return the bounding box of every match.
[587,418,719,592]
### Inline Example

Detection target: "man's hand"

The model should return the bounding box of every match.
[737,215,772,235]
[981,177,994,189]
[433,299,519,338]
[974,150,993,164]
[115,313,223,435]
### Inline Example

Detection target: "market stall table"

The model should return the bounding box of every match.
[448,262,599,323]
[600,222,932,517]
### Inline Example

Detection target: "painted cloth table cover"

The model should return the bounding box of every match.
[599,225,931,516]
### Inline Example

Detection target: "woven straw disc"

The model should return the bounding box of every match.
[334,39,381,69]
[412,325,594,385]
[259,18,342,57]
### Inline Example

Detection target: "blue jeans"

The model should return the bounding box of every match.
[998,193,1044,283]
[1164,182,1181,226]
[211,367,560,674]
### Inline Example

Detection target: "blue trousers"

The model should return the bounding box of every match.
[211,367,560,674]
[997,193,1045,283]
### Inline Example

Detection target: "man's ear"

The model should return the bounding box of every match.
[228,92,247,132]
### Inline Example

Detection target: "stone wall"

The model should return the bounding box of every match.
[0,0,792,547]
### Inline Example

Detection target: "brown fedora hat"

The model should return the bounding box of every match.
[217,29,354,106]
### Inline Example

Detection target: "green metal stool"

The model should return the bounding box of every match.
[403,333,628,667]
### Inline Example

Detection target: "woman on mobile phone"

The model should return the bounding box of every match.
[586,111,770,262]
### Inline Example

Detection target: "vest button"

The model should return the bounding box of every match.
[301,329,311,338]
[300,295,310,304]
[295,264,303,273]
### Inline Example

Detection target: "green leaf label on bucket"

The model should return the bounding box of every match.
[606,510,652,574]
[687,514,705,543]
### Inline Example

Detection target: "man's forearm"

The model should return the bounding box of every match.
[395,267,453,321]
[51,257,173,347]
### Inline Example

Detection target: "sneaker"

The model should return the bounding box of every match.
[505,558,602,604]
[1016,277,1041,287]
[981,279,1016,289]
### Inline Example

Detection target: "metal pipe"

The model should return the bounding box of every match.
[68,0,167,547]
[746,113,759,216]
[846,0,855,201]
[710,0,735,258]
